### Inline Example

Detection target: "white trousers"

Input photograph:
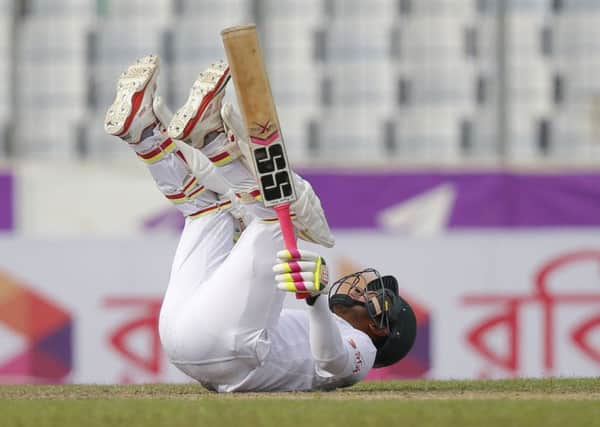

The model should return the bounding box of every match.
[158,212,285,386]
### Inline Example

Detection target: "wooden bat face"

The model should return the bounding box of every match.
[222,24,296,208]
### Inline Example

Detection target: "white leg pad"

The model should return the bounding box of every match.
[175,140,231,195]
[175,140,246,221]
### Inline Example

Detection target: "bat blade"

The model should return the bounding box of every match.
[221,24,296,209]
[222,24,309,298]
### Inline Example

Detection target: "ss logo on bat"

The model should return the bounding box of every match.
[253,144,292,202]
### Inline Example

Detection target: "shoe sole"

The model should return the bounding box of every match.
[104,55,160,137]
[168,61,230,141]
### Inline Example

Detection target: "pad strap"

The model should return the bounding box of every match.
[135,138,177,164]
[188,199,233,219]
[235,188,263,203]
[164,175,206,204]
[206,137,242,166]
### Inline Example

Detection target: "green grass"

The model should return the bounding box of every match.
[1,379,600,427]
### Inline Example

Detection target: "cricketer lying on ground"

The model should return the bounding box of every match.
[104,54,416,391]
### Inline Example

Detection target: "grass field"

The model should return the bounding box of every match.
[1,378,600,427]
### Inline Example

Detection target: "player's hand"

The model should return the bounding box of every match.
[273,249,329,295]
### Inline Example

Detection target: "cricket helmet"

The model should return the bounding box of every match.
[328,269,417,368]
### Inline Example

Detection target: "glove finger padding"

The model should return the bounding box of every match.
[276,249,320,262]
[273,260,318,274]
[273,251,329,295]
[275,271,315,283]
[277,280,320,293]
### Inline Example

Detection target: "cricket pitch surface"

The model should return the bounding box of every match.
[1,378,599,427]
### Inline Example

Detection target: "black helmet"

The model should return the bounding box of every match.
[329,269,417,368]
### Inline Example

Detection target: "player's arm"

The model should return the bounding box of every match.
[274,250,372,378]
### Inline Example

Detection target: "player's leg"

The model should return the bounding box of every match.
[150,64,287,384]
[103,57,286,385]
[164,218,285,388]
[168,63,274,222]
[158,211,235,356]
[103,54,240,352]
[168,64,334,247]
[104,55,233,221]
[103,56,328,389]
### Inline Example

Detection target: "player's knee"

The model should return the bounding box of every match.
[159,304,220,363]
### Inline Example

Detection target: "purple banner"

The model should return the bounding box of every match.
[0,172,13,231]
[144,171,600,232]
[302,171,600,229]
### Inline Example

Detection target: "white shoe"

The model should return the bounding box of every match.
[167,60,230,148]
[153,95,173,129]
[104,55,161,144]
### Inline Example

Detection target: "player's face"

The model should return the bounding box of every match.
[347,286,379,305]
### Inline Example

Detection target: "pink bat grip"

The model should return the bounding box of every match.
[274,204,308,299]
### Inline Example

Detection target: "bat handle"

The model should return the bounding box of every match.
[274,204,308,300]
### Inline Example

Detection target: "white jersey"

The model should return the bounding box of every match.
[159,215,377,393]
[206,309,377,392]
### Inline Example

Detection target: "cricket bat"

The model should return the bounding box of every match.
[221,24,307,298]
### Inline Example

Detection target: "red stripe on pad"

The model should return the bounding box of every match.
[182,177,197,193]
[176,150,187,163]
[187,186,205,198]
[209,151,230,162]
[166,193,185,200]
[138,138,173,159]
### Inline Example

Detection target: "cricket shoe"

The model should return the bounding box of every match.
[167,60,230,149]
[104,54,161,144]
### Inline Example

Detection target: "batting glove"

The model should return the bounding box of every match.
[273,249,329,303]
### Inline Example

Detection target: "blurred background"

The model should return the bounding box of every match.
[1,0,600,164]
[0,0,599,384]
